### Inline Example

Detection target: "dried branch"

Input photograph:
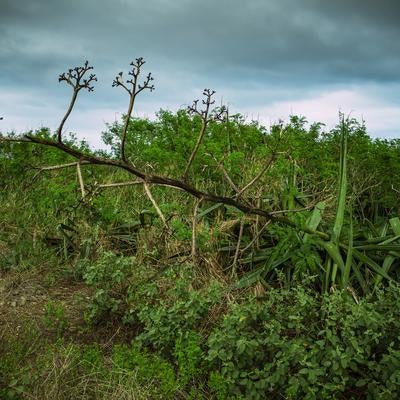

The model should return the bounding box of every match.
[191,197,203,262]
[76,162,85,199]
[112,58,154,162]
[212,154,240,194]
[392,185,400,194]
[38,161,90,171]
[241,220,271,254]
[3,132,329,239]
[236,155,276,198]
[1,59,332,242]
[143,182,167,228]
[97,180,143,189]
[57,61,97,142]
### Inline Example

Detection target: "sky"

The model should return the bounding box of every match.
[1,0,399,147]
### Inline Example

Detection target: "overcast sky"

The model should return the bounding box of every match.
[1,0,399,147]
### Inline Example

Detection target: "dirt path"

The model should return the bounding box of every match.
[0,266,132,345]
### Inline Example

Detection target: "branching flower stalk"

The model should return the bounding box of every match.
[57,61,97,143]
[183,91,226,181]
[112,57,154,162]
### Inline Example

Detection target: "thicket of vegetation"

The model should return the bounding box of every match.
[1,59,400,399]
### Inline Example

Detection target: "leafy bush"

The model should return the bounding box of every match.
[79,252,137,322]
[207,284,400,399]
[135,266,223,351]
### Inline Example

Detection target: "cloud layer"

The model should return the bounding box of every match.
[1,0,399,145]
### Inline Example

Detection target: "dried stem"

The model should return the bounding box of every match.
[236,155,276,198]
[76,162,85,199]
[97,180,143,189]
[143,182,167,228]
[38,161,89,171]
[191,197,203,262]
[241,220,271,254]
[232,218,245,275]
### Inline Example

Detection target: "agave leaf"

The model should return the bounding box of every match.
[318,240,345,275]
[236,251,293,288]
[389,217,400,235]
[354,235,393,245]
[364,219,380,237]
[351,248,392,281]
[303,201,325,243]
[197,203,224,220]
[374,255,396,288]
[342,211,353,289]
[236,265,264,288]
[353,244,400,251]
[331,119,348,245]
[352,262,367,294]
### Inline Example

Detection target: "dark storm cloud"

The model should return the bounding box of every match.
[0,0,399,142]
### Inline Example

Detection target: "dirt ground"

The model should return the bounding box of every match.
[0,265,133,346]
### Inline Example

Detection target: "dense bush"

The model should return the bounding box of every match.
[207,284,400,399]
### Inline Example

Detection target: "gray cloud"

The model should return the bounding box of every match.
[0,0,399,142]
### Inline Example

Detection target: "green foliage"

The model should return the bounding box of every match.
[207,284,400,399]
[112,343,178,398]
[174,330,204,387]
[136,267,223,351]
[80,252,136,322]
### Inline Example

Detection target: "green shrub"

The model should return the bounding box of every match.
[80,252,136,322]
[136,266,223,351]
[207,284,400,399]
